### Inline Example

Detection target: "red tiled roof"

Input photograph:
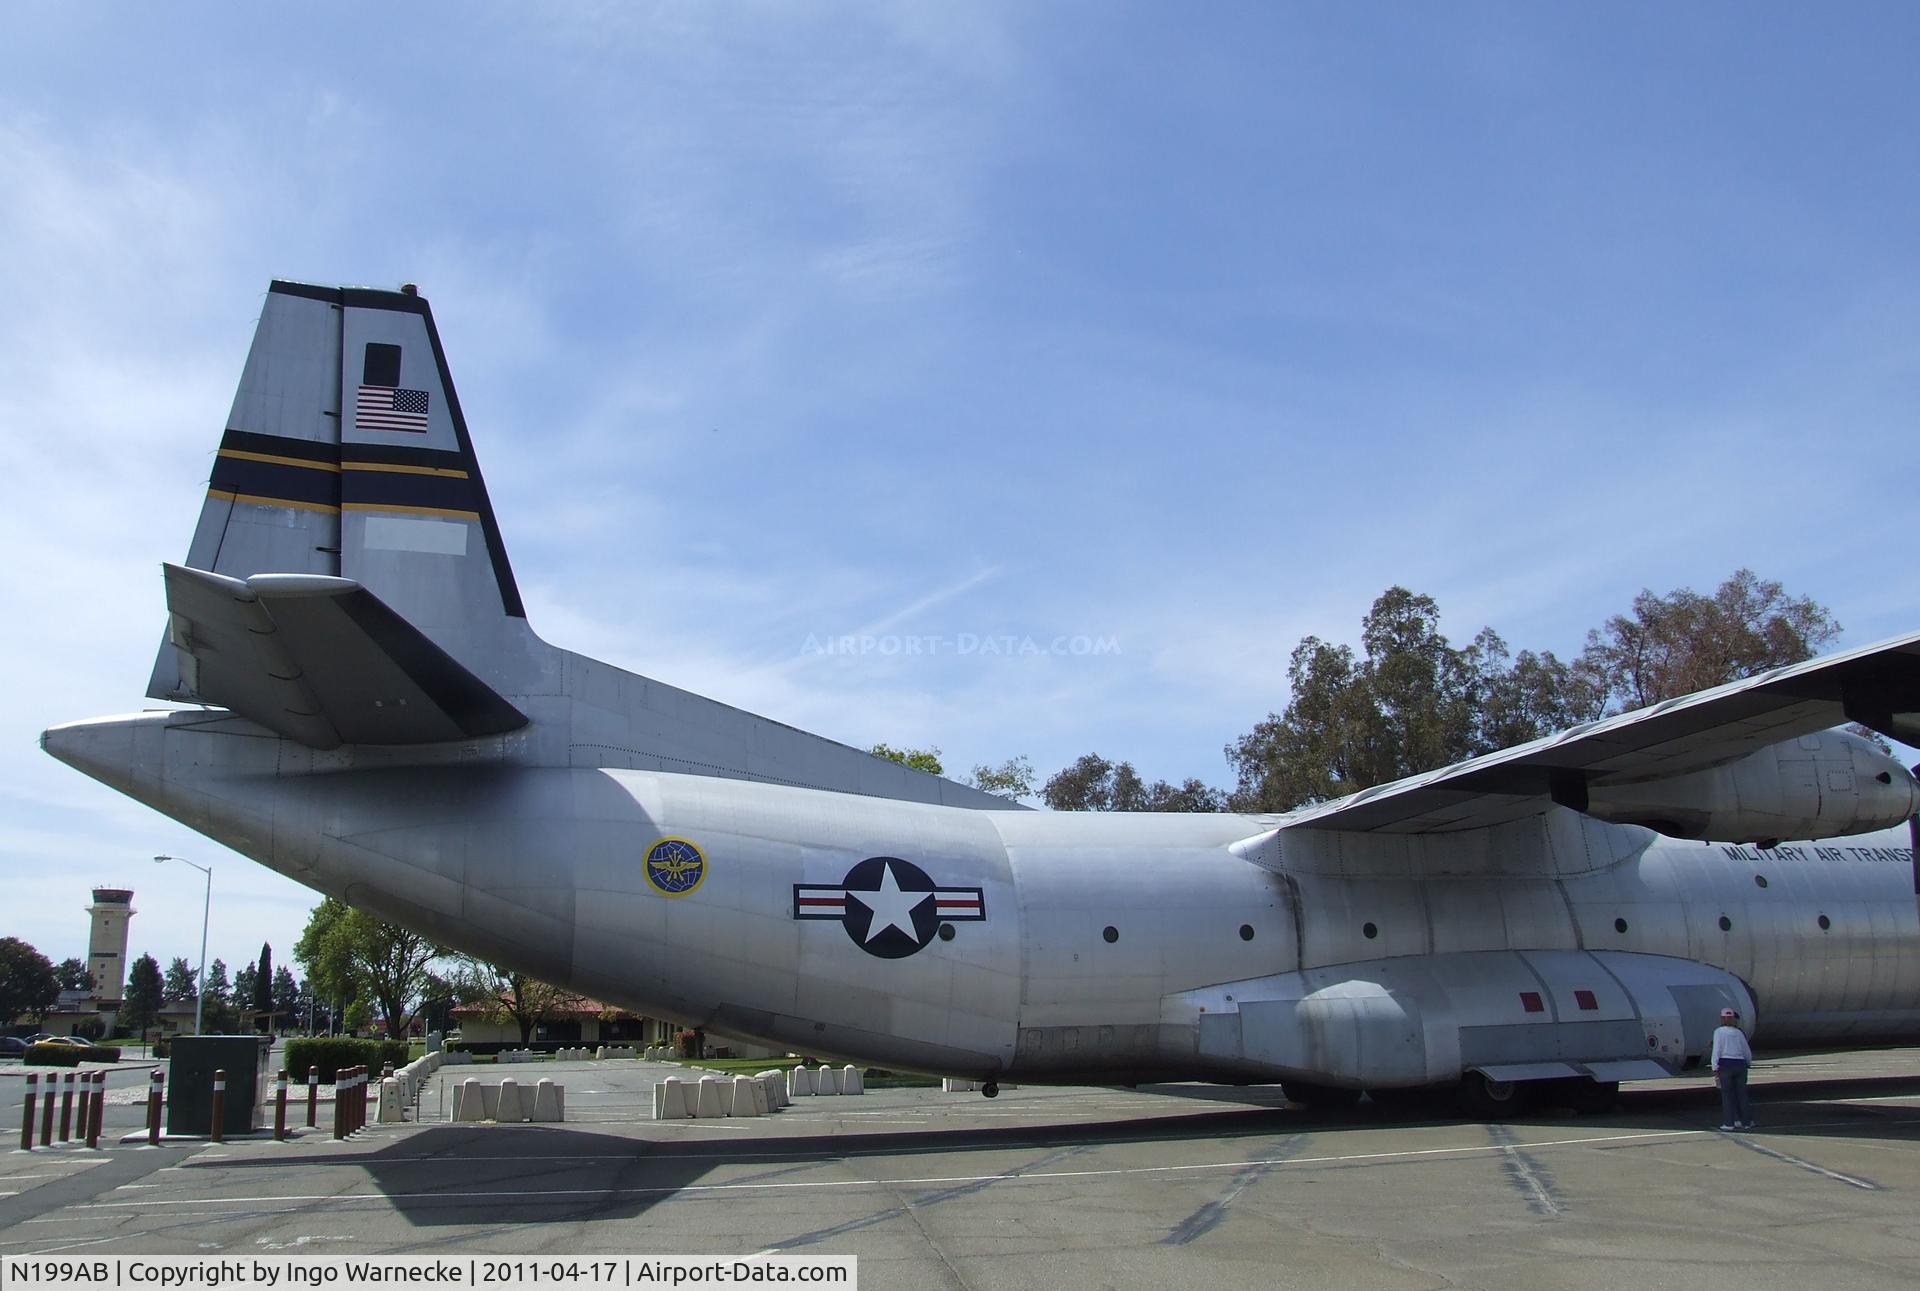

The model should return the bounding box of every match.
[450,993,636,1019]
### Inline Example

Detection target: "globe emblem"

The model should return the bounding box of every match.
[644,837,707,896]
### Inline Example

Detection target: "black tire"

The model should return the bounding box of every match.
[1456,1071,1528,1119]
[1283,1081,1363,1109]
[981,1081,999,1099]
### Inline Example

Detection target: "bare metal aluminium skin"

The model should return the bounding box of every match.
[42,281,1920,1116]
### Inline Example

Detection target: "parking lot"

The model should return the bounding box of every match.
[4,1048,1919,1290]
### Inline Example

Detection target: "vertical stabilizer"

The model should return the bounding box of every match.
[150,281,526,703]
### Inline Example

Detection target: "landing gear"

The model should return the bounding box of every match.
[1456,1071,1527,1119]
[982,1081,999,1099]
[1282,1081,1363,1109]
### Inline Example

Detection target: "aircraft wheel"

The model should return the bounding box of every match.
[1282,1081,1363,1109]
[1456,1071,1528,1119]
[1564,1078,1620,1115]
[982,1081,999,1099]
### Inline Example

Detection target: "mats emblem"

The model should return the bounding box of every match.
[794,856,985,959]
[643,837,707,896]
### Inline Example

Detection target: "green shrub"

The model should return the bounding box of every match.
[90,1045,121,1062]
[24,1042,82,1067]
[285,1037,412,1082]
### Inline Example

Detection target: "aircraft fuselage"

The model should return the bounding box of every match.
[43,709,1920,1090]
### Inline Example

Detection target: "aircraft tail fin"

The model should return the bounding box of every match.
[149,281,526,703]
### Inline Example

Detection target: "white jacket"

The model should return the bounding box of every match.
[1711,1024,1753,1068]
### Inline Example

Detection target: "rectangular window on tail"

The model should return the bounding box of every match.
[363,342,403,387]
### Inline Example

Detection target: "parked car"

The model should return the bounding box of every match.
[0,1036,27,1057]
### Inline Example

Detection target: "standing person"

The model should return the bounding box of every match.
[1711,1007,1755,1130]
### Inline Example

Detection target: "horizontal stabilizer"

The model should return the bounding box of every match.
[160,564,528,750]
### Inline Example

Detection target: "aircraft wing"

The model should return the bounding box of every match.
[159,564,528,750]
[1278,629,1920,834]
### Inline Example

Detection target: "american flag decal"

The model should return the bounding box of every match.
[356,384,431,433]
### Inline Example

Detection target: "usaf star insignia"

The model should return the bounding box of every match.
[794,856,986,958]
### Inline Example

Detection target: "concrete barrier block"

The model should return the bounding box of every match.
[695,1076,729,1118]
[498,1077,523,1122]
[655,1077,688,1120]
[814,1066,839,1095]
[757,1071,788,1109]
[789,1065,813,1098]
[379,1077,406,1122]
[943,1078,976,1093]
[453,1077,496,1121]
[730,1076,762,1117]
[841,1065,864,1095]
[532,1078,564,1122]
[445,1051,474,1066]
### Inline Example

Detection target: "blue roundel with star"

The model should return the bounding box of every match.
[793,856,987,958]
[643,837,707,896]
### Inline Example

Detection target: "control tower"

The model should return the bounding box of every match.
[85,888,134,1005]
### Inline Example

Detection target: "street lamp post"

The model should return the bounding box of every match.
[152,854,212,1035]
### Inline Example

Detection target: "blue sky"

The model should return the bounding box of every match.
[3,4,1917,983]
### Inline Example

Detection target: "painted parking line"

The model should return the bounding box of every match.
[1725,1134,1881,1190]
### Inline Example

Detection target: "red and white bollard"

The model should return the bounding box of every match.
[19,1073,36,1151]
[274,1069,288,1141]
[211,1068,227,1144]
[39,1072,55,1147]
[306,1068,318,1128]
[146,1069,164,1146]
[58,1071,76,1143]
[85,1071,104,1149]
[332,1068,346,1141]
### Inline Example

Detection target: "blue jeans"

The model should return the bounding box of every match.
[1717,1059,1752,1126]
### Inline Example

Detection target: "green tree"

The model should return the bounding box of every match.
[1042,753,1226,812]
[253,942,274,1032]
[121,953,164,1044]
[295,898,447,1040]
[451,959,577,1046]
[272,966,300,1032]
[53,957,95,993]
[966,755,1036,802]
[1465,628,1606,754]
[232,962,258,1022]
[162,957,198,1004]
[1227,573,1836,813]
[200,958,238,1032]
[1579,568,1840,711]
[0,937,59,1025]
[869,743,944,775]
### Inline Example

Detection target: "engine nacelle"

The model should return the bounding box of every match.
[1176,950,1752,1089]
[1582,728,1918,844]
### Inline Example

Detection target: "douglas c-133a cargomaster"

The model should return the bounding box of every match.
[43,281,1920,1115]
